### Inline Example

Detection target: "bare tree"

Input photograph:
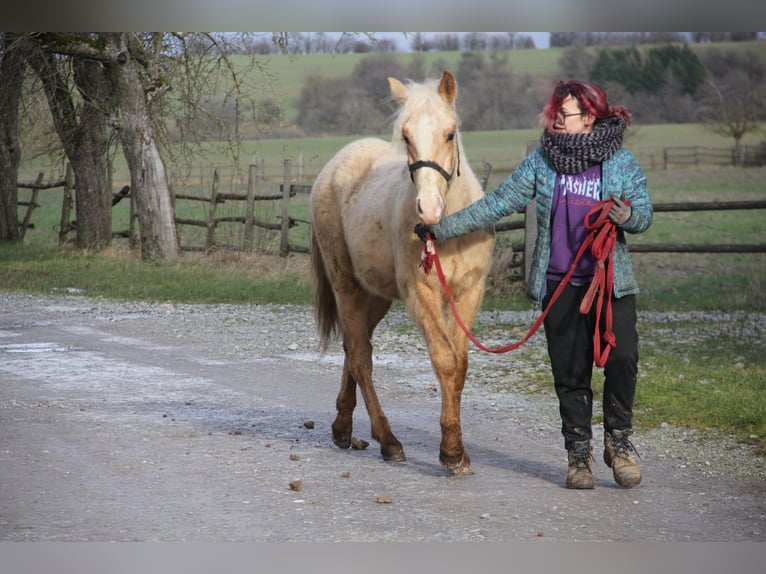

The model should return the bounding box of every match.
[0,33,24,241]
[557,45,598,81]
[13,32,279,261]
[25,34,113,249]
[21,33,178,260]
[104,33,179,261]
[698,49,766,164]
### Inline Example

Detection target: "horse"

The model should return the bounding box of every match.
[309,71,495,475]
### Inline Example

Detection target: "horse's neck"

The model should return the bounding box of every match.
[446,154,483,213]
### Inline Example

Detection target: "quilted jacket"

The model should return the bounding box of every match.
[431,146,653,304]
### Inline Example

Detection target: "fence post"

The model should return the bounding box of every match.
[20,173,43,240]
[58,164,74,244]
[206,169,219,251]
[480,162,492,191]
[244,164,256,250]
[523,200,537,284]
[280,159,291,257]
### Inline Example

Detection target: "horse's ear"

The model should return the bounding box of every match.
[388,77,409,104]
[438,71,457,106]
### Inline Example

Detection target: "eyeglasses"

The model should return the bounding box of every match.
[558,110,584,121]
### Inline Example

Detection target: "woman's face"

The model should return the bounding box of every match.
[550,95,594,135]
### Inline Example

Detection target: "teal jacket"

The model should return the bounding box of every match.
[431,146,653,304]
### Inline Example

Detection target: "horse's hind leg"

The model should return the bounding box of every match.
[335,289,404,462]
[332,362,356,449]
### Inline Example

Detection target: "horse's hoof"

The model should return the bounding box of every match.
[441,452,474,475]
[382,445,406,462]
[332,430,352,450]
[450,462,474,476]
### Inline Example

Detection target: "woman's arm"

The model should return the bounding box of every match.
[431,149,541,241]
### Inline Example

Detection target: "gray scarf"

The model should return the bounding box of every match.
[540,116,626,175]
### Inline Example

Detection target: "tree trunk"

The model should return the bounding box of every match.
[26,43,112,249]
[70,59,112,248]
[0,34,23,241]
[106,34,179,262]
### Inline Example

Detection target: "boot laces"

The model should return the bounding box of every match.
[613,430,641,459]
[570,448,592,468]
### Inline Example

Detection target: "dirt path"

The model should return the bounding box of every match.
[1,292,764,542]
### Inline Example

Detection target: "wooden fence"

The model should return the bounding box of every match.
[172,160,312,255]
[17,164,134,244]
[635,146,740,170]
[17,166,70,242]
[499,199,766,283]
[15,145,766,281]
[170,158,765,287]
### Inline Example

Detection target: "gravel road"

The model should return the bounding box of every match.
[1,291,764,543]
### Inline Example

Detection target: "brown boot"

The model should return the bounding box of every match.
[604,429,642,487]
[566,441,595,489]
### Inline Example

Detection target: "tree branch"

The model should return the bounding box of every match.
[31,33,119,63]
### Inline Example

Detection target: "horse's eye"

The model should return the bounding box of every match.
[447,132,455,142]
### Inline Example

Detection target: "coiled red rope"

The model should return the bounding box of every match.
[420,198,623,367]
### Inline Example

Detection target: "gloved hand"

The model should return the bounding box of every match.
[608,196,632,225]
[414,223,433,243]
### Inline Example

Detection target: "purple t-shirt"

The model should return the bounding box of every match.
[546,164,602,283]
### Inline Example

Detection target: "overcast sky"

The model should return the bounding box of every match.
[380,32,551,50]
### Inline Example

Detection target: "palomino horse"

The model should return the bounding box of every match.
[310,71,495,474]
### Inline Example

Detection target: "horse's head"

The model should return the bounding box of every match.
[389,71,460,226]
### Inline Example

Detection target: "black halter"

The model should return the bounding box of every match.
[408,142,461,183]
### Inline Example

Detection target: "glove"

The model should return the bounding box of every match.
[414,223,433,243]
[608,196,632,225]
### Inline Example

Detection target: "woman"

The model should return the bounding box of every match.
[416,80,653,489]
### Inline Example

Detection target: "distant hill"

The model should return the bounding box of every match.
[237,41,766,125]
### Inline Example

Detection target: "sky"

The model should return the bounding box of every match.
[381,32,551,51]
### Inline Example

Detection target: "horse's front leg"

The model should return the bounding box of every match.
[440,280,486,474]
[411,285,472,475]
[435,336,472,475]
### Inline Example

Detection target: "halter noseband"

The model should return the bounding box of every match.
[408,141,461,183]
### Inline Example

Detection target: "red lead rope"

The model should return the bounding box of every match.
[420,198,622,367]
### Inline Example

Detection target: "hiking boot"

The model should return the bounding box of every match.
[566,441,595,489]
[604,429,642,487]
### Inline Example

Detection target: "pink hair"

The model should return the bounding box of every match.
[541,80,632,131]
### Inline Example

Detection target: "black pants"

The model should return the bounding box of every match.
[543,280,638,450]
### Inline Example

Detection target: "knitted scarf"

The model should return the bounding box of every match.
[540,116,626,175]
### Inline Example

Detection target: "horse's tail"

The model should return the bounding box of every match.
[310,229,340,353]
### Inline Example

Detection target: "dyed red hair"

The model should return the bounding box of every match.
[541,80,632,131]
